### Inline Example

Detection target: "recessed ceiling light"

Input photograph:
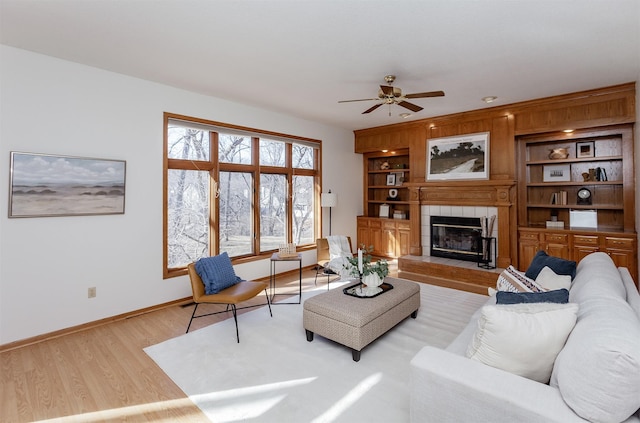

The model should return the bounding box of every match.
[381,150,388,153]
[563,129,574,133]
[399,113,412,119]
[482,96,498,103]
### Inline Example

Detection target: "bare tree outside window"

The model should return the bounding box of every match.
[164,114,321,278]
[260,139,285,167]
[293,144,314,169]
[219,171,253,256]
[166,126,211,269]
[293,175,314,245]
[219,134,252,164]
[260,173,287,252]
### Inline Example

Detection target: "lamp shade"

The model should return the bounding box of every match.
[321,192,337,208]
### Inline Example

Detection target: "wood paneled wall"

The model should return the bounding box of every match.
[355,83,635,176]
[354,82,636,267]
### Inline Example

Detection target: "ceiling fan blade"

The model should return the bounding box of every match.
[405,90,445,99]
[397,101,423,112]
[380,85,394,96]
[338,98,379,103]
[362,103,383,114]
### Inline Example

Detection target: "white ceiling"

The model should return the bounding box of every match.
[1,0,639,131]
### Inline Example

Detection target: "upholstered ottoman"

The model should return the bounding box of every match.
[303,277,420,361]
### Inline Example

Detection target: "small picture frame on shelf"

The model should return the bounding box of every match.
[543,164,571,182]
[576,141,595,158]
[391,171,404,186]
[386,174,396,186]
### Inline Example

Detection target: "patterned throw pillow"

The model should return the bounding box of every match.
[496,265,544,293]
[195,252,242,295]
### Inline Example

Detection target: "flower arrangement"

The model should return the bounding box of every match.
[345,244,389,280]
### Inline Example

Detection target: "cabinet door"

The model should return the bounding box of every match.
[518,231,540,271]
[572,234,600,262]
[381,222,397,257]
[544,233,570,259]
[357,219,370,250]
[605,237,637,279]
[397,222,411,257]
[369,221,383,256]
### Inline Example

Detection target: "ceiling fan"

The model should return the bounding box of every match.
[338,75,444,115]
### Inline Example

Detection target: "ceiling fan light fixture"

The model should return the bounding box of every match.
[482,96,498,103]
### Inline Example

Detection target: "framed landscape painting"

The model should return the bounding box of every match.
[426,132,490,180]
[9,152,126,218]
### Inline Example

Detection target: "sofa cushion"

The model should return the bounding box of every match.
[535,266,572,291]
[195,252,242,295]
[466,302,578,383]
[525,250,576,280]
[496,289,569,305]
[569,252,627,303]
[496,265,544,293]
[550,254,640,423]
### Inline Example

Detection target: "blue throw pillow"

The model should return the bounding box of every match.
[195,252,242,295]
[496,289,570,305]
[525,250,577,280]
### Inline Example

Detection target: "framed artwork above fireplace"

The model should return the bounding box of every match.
[426,132,489,181]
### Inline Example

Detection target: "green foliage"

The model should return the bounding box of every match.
[345,244,389,279]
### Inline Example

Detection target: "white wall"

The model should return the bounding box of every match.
[0,46,361,345]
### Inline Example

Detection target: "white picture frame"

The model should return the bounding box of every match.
[426,132,489,180]
[386,174,396,186]
[543,164,571,182]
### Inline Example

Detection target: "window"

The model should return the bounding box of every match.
[164,113,321,277]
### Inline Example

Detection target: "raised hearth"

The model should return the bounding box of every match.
[398,255,501,295]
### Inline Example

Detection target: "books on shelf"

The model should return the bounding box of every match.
[550,191,568,205]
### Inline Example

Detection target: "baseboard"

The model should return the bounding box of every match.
[1,264,319,353]
[0,296,193,353]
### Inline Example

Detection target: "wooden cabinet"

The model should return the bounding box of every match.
[517,125,634,232]
[363,149,410,219]
[517,124,636,282]
[518,228,637,282]
[357,216,410,259]
[572,234,600,261]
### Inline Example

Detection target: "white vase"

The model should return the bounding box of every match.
[362,273,383,288]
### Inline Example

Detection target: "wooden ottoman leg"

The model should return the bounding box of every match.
[306,329,314,342]
[411,309,418,318]
[352,349,361,362]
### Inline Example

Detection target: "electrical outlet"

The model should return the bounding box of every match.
[88,287,96,298]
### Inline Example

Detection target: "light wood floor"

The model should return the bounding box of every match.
[1,265,398,422]
[0,263,397,423]
[0,270,307,422]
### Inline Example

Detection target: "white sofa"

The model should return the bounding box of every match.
[410,252,640,423]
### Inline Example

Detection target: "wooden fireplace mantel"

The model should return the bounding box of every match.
[403,180,517,269]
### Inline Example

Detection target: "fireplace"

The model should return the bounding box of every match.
[430,216,483,262]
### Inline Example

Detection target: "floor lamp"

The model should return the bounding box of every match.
[321,190,338,236]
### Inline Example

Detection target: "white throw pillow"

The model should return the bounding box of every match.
[535,266,571,291]
[466,302,579,383]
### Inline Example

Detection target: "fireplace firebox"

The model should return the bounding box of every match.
[430,216,483,262]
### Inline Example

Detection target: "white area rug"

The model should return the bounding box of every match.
[145,282,487,422]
